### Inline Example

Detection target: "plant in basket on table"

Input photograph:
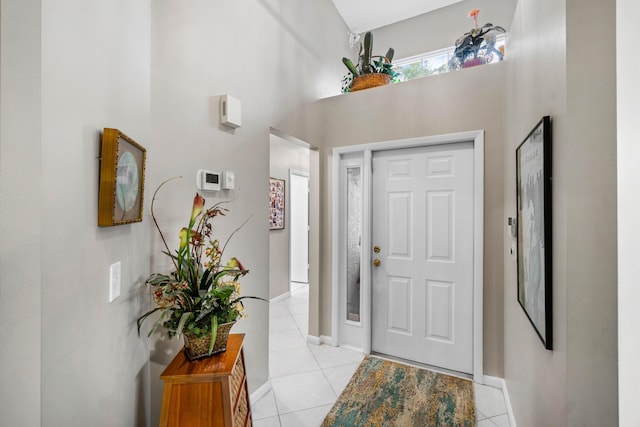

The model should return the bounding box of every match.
[449,8,505,70]
[341,31,398,93]
[137,177,264,360]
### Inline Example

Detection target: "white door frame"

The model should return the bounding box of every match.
[331,130,484,382]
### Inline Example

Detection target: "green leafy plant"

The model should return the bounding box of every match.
[341,31,397,92]
[137,177,264,355]
[450,8,505,70]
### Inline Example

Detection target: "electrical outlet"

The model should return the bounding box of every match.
[109,261,121,302]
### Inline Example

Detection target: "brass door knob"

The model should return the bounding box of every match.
[373,246,381,253]
[373,259,381,267]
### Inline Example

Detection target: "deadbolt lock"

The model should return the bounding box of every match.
[373,246,381,253]
[373,259,381,267]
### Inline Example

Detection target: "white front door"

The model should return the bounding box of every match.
[371,142,474,374]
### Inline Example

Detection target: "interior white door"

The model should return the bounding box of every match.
[290,172,309,283]
[371,142,474,374]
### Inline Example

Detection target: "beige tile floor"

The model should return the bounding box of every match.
[251,283,510,427]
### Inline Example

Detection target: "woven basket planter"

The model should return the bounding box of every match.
[350,73,391,92]
[183,321,235,360]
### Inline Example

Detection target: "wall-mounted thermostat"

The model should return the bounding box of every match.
[197,169,220,191]
[222,171,235,190]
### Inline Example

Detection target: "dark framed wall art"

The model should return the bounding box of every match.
[516,116,553,350]
[269,178,285,230]
[98,128,147,226]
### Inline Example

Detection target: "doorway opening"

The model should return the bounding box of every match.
[289,170,310,286]
[268,129,319,338]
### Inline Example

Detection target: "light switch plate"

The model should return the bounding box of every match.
[109,261,121,302]
[222,171,235,190]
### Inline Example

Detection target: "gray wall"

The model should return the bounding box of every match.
[314,63,506,377]
[0,0,153,425]
[0,1,43,425]
[372,0,517,60]
[502,0,568,424]
[617,1,640,425]
[148,1,349,425]
[269,135,310,299]
[503,0,618,425]
[0,0,350,425]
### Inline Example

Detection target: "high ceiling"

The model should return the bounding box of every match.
[331,0,464,33]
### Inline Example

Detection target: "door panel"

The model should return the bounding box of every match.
[290,173,309,283]
[371,142,474,374]
[388,192,412,258]
[426,279,454,342]
[388,276,412,334]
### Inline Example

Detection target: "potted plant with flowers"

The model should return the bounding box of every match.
[137,178,264,360]
[449,8,505,70]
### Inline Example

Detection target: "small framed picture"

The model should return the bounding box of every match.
[516,116,553,349]
[98,128,146,226]
[269,178,285,230]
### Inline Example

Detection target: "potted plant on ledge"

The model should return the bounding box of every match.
[449,8,506,70]
[137,178,265,360]
[342,31,397,93]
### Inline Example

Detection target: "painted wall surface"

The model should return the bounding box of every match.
[316,63,506,377]
[0,1,43,425]
[1,0,348,425]
[38,1,153,425]
[502,0,568,425]
[617,1,640,425]
[148,1,349,424]
[269,135,310,299]
[565,1,617,424]
[503,0,618,425]
[372,0,517,60]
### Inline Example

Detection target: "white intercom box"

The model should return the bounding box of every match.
[220,95,242,128]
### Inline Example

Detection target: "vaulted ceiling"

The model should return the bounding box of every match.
[331,0,464,33]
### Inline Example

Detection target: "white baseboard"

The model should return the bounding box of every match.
[249,379,272,405]
[269,292,291,303]
[307,335,321,345]
[321,335,336,345]
[483,375,516,427]
[482,375,503,388]
[307,335,336,346]
[339,344,363,353]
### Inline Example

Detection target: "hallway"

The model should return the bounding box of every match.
[252,283,511,426]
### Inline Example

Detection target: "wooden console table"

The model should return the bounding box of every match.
[159,334,252,427]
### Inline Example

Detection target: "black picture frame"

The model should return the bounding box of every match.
[269,178,285,230]
[516,116,553,350]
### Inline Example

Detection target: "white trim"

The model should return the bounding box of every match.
[269,292,291,304]
[483,375,517,427]
[339,343,363,353]
[362,150,373,355]
[270,127,318,151]
[307,335,336,346]
[331,152,340,347]
[321,335,336,346]
[249,379,272,406]
[331,130,485,381]
[289,169,309,178]
[473,132,485,381]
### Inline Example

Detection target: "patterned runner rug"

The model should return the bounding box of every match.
[322,356,475,427]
